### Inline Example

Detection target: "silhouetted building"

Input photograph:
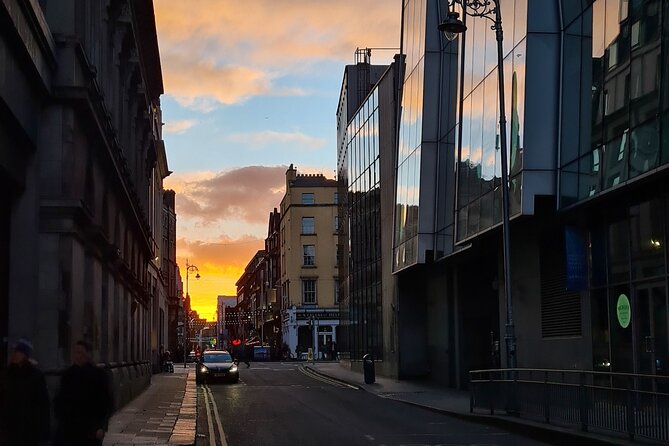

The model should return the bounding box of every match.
[1,0,166,405]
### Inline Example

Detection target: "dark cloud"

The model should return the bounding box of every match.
[175,165,287,224]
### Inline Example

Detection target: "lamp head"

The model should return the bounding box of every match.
[195,273,201,280]
[438,11,466,41]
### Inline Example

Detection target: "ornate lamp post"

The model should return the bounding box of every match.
[438,0,516,368]
[183,259,200,367]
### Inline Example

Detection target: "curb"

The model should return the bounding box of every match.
[169,370,197,445]
[305,366,636,446]
[303,365,363,390]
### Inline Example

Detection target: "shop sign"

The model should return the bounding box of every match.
[616,294,631,328]
[296,311,340,320]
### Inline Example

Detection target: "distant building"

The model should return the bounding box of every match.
[280,165,339,359]
[163,190,181,359]
[236,251,266,341]
[217,295,236,348]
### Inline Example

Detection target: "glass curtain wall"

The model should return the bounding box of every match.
[394,0,426,270]
[456,0,527,242]
[560,0,669,206]
[346,88,383,360]
[590,196,669,388]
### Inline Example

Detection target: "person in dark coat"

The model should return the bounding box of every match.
[53,340,112,446]
[0,337,50,446]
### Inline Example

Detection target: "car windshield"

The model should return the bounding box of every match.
[203,353,232,363]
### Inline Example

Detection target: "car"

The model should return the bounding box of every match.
[196,350,239,384]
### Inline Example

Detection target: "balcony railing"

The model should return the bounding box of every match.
[470,368,669,443]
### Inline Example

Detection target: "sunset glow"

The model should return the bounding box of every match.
[155,0,401,318]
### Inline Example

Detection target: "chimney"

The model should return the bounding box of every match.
[286,164,297,189]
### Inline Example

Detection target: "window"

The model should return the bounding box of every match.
[302,193,315,205]
[334,216,340,231]
[334,192,339,204]
[302,279,317,304]
[303,245,315,266]
[302,217,315,234]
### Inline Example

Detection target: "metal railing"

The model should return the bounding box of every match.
[470,368,669,443]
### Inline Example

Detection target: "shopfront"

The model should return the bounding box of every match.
[590,196,669,383]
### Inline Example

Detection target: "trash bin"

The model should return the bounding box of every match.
[363,354,375,384]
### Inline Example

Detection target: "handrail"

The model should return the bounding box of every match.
[470,367,669,381]
[469,368,669,443]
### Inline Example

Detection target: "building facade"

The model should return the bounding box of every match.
[236,250,267,342]
[336,53,401,377]
[216,295,237,349]
[382,0,669,389]
[280,165,339,359]
[555,0,669,378]
[1,0,167,404]
[163,189,181,359]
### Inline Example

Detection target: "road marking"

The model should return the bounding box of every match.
[298,366,359,390]
[202,385,216,446]
[205,385,228,446]
[364,434,375,441]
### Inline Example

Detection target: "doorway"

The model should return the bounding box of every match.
[635,281,669,379]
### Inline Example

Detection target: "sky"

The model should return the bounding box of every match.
[155,0,401,319]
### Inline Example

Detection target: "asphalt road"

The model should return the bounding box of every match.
[196,362,550,446]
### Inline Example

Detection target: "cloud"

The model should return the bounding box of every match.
[154,0,401,106]
[167,166,287,225]
[164,119,199,134]
[227,131,326,150]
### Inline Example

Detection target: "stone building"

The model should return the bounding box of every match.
[280,165,339,359]
[1,0,168,405]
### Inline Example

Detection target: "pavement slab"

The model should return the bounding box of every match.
[104,367,196,446]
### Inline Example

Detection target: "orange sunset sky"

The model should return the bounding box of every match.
[155,0,401,319]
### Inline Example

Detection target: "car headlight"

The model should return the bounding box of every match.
[230,365,238,373]
[200,365,209,373]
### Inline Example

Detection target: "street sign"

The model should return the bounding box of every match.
[617,294,631,328]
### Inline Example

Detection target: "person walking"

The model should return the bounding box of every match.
[53,340,112,446]
[0,337,50,446]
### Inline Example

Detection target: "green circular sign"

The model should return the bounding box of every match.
[617,294,631,328]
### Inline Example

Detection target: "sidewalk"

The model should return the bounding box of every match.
[103,366,197,446]
[306,362,638,446]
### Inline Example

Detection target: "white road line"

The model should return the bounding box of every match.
[205,385,228,446]
[202,385,216,446]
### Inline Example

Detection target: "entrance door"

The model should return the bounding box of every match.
[635,282,668,380]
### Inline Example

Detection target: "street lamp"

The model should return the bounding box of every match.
[183,259,200,368]
[438,0,516,368]
[185,258,200,300]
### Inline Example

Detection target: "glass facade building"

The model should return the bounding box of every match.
[343,88,384,360]
[394,0,426,270]
[560,0,669,206]
[456,0,527,242]
[557,0,669,379]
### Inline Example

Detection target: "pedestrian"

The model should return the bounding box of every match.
[0,337,50,446]
[332,341,338,361]
[242,342,251,368]
[53,340,112,446]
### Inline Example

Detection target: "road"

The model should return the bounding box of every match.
[195,362,551,446]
